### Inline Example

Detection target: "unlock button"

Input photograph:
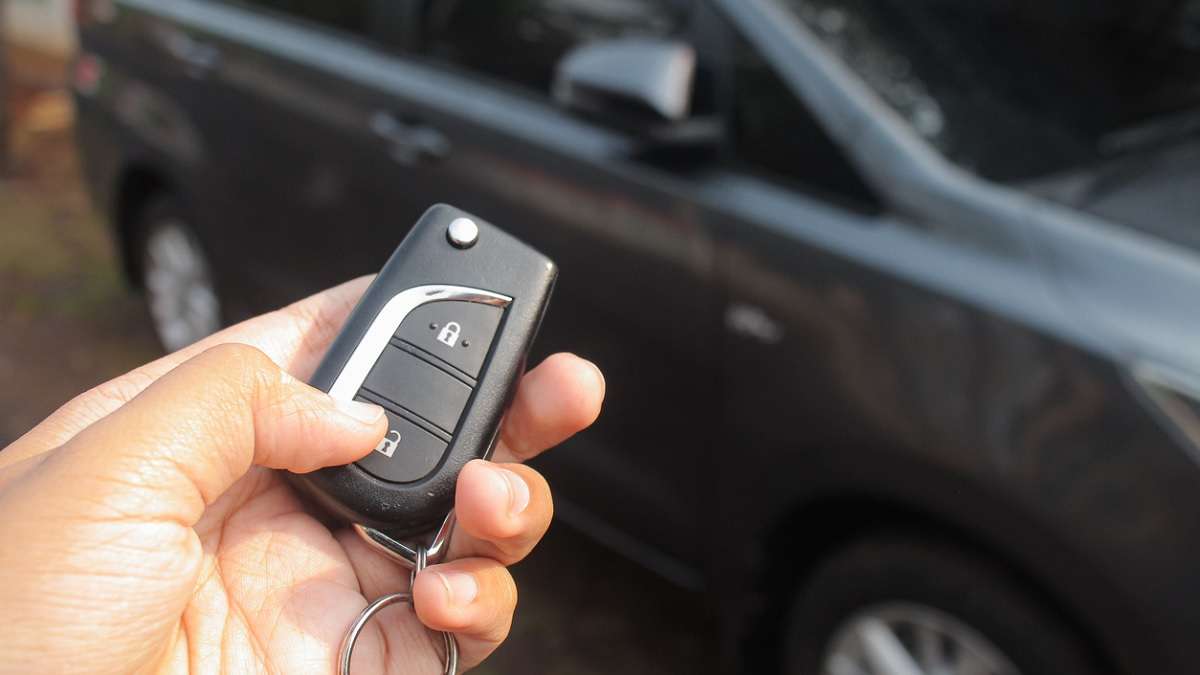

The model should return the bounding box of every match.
[396,300,503,378]
[354,404,448,483]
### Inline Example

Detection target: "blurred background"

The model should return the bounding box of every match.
[4,1,1200,674]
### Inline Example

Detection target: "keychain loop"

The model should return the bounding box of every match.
[339,543,460,675]
[353,513,457,569]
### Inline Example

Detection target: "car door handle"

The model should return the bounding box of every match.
[158,28,221,77]
[370,112,451,166]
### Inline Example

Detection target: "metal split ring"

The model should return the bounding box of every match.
[339,545,459,674]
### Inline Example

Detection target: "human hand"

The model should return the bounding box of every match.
[0,277,605,674]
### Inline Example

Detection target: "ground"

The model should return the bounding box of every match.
[0,46,712,674]
[0,46,162,445]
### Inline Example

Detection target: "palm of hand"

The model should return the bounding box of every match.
[181,469,440,674]
[0,280,604,675]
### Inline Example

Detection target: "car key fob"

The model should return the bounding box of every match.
[291,204,556,557]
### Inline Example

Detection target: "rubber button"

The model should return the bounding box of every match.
[355,404,447,483]
[363,347,471,432]
[396,301,503,378]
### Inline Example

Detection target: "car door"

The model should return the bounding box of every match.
[133,0,428,313]
[701,11,893,535]
[358,0,722,577]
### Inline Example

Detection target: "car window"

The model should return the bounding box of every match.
[422,0,687,95]
[774,0,1200,181]
[729,32,880,211]
[236,0,372,36]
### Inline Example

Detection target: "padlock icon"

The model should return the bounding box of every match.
[374,430,401,458]
[437,321,462,348]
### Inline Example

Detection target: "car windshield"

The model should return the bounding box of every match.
[773,0,1200,181]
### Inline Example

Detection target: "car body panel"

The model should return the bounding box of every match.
[74,1,1200,673]
[101,0,721,568]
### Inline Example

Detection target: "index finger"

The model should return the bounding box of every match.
[1,276,373,466]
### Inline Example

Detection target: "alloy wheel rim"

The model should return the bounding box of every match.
[823,602,1021,675]
[143,219,221,352]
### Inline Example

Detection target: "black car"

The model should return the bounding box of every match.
[73,1,1200,673]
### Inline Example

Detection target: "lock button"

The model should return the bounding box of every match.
[437,322,462,347]
[354,403,448,483]
[396,300,504,378]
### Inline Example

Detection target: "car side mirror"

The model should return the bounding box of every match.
[553,37,721,148]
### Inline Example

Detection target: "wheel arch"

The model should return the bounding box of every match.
[749,492,1124,675]
[112,162,174,288]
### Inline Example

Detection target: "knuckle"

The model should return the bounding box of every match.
[186,345,289,450]
[196,343,279,393]
[256,398,329,470]
[283,293,340,345]
[72,368,156,415]
[200,342,273,372]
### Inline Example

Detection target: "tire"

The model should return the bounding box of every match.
[134,196,223,353]
[782,535,1100,675]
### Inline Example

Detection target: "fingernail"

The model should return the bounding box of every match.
[585,359,606,397]
[332,397,385,425]
[435,571,479,607]
[497,466,531,517]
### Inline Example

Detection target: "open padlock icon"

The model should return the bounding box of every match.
[373,430,402,458]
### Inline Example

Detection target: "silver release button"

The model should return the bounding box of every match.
[447,217,479,249]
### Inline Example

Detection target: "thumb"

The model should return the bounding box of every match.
[0,343,386,673]
[36,342,386,527]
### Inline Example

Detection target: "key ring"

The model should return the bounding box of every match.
[339,544,460,674]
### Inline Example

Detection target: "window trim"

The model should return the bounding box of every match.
[707,7,882,213]
[206,0,400,50]
[414,0,699,105]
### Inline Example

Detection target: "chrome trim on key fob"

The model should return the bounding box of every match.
[328,285,512,403]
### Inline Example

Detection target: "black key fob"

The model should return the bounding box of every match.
[291,204,556,558]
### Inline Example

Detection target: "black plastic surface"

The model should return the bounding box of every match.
[354,404,448,484]
[396,300,503,378]
[363,346,471,433]
[290,204,556,538]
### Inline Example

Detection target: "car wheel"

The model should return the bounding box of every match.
[136,198,222,353]
[782,535,1098,675]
